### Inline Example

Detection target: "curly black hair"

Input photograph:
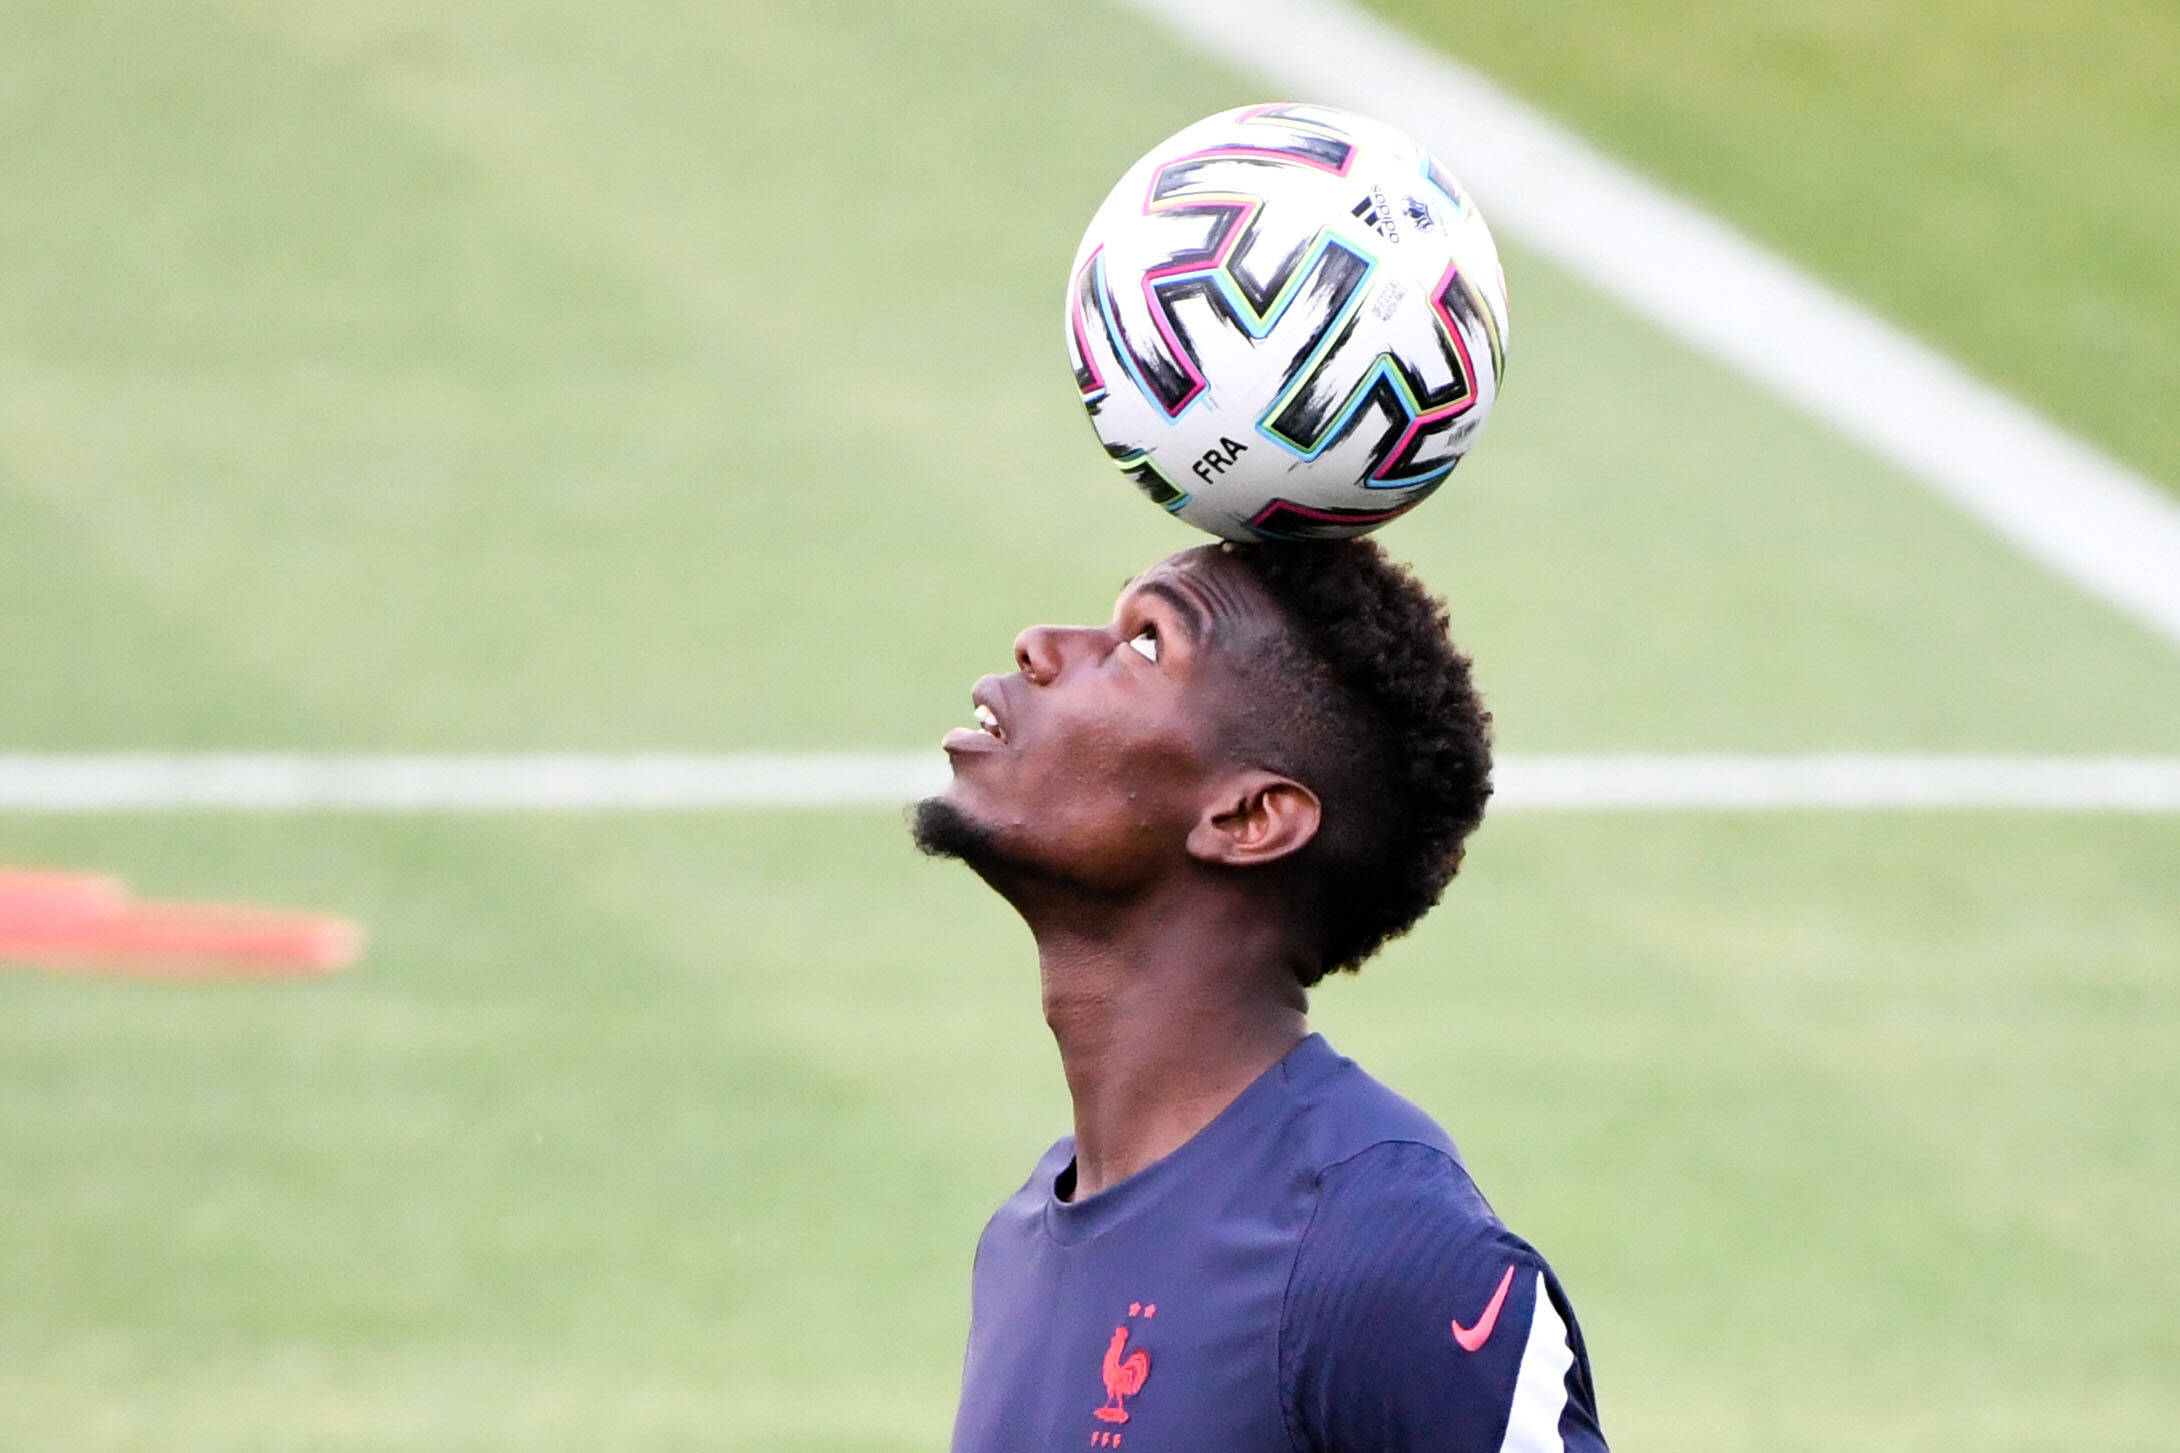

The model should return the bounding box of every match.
[1222,538,1493,985]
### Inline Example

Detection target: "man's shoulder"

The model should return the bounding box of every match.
[1298,1138,1511,1279]
[1279,1037,1476,1198]
[1274,1051,1607,1449]
[1279,1133,1608,1451]
[1276,1040,1522,1291]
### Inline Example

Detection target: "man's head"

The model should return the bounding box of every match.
[914,538,1492,985]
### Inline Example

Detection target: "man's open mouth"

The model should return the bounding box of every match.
[943,679,1012,757]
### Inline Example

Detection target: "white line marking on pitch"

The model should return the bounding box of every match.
[0,755,2176,812]
[1499,756,2180,811]
[0,755,954,811]
[1113,0,2180,655]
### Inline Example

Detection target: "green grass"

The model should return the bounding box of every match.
[1364,0,2180,495]
[5,0,2177,753]
[1,814,2172,1449]
[1,0,2177,1448]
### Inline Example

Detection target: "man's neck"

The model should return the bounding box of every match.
[1027,886,1311,1201]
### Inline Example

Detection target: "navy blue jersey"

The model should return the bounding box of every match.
[951,1035,1607,1452]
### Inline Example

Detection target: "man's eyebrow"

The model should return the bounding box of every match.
[1134,579,1209,643]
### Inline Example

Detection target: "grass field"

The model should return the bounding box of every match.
[1368,0,2180,496]
[2,1,2177,1449]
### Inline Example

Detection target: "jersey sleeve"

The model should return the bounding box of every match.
[1278,1141,1608,1453]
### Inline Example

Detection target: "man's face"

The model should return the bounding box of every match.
[918,545,1284,894]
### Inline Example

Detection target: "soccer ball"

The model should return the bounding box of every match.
[1065,103,1509,541]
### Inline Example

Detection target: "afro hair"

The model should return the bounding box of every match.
[1225,537,1493,984]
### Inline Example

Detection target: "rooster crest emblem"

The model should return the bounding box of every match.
[1095,1323,1152,1424]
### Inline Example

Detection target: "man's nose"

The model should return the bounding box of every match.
[1014,623,1107,685]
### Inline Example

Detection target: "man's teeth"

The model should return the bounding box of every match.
[974,703,1002,739]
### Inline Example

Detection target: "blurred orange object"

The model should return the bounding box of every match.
[0,869,361,976]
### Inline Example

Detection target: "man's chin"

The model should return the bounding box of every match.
[909,795,1000,865]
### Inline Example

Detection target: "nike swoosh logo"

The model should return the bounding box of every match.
[1451,1265,1516,1352]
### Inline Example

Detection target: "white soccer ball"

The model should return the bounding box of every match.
[1066,103,1510,541]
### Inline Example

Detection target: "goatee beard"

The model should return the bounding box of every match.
[909,796,998,863]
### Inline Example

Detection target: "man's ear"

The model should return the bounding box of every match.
[1186,771,1321,867]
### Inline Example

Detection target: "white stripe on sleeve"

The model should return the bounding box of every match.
[1497,1272,1575,1453]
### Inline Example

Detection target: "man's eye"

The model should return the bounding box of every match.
[1127,628,1159,663]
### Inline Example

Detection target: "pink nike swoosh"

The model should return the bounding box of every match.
[1451,1265,1515,1352]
